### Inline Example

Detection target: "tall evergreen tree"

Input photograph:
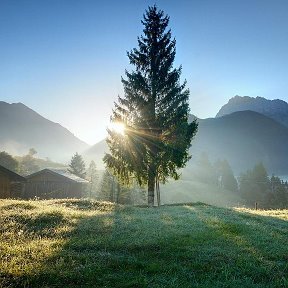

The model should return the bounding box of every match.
[68,152,86,178]
[104,6,197,206]
[267,175,288,208]
[239,162,270,207]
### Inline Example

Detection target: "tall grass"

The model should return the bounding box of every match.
[0,199,287,287]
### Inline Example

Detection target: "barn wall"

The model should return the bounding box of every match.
[28,171,66,183]
[24,182,83,199]
[25,171,84,199]
[0,171,11,198]
[11,182,25,198]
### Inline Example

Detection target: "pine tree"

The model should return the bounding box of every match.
[68,153,86,178]
[266,175,288,209]
[239,162,270,208]
[104,6,197,206]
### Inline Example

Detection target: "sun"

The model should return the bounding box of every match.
[109,122,125,135]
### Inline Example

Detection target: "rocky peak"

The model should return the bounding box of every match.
[216,95,288,127]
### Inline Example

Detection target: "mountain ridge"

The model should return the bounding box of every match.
[195,110,288,173]
[0,101,89,162]
[216,95,288,127]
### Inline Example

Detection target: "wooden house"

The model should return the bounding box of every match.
[25,169,89,199]
[0,165,26,198]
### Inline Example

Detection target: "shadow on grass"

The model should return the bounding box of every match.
[2,201,288,288]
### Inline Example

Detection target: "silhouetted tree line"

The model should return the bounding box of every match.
[192,153,288,209]
[1,148,287,208]
[0,148,40,175]
[239,163,288,209]
[0,148,68,176]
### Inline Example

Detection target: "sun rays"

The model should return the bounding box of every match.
[108,122,125,135]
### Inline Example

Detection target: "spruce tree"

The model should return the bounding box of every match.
[68,152,86,178]
[239,162,270,207]
[104,6,197,206]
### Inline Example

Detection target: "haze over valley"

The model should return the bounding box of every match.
[1,96,288,170]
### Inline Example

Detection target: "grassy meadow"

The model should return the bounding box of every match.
[0,199,287,288]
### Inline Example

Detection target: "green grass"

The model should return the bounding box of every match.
[0,199,287,287]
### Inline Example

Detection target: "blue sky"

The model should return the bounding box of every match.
[1,0,288,144]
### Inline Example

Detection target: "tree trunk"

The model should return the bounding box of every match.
[148,172,155,207]
[156,178,160,207]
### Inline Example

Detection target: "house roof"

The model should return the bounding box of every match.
[0,165,26,182]
[26,169,89,183]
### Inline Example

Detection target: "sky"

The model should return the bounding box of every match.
[1,0,288,145]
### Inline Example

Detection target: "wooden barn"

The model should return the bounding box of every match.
[0,165,26,198]
[25,169,89,199]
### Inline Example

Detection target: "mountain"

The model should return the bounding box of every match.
[0,101,89,162]
[216,95,288,127]
[86,111,288,174]
[192,110,288,174]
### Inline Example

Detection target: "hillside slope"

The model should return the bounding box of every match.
[0,102,89,161]
[0,199,287,288]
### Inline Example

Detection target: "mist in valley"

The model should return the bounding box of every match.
[1,2,288,210]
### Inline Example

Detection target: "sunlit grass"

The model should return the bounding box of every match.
[0,199,287,287]
[235,207,288,220]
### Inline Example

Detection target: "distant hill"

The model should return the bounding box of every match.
[216,95,288,127]
[86,111,288,174]
[84,139,108,168]
[0,101,89,162]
